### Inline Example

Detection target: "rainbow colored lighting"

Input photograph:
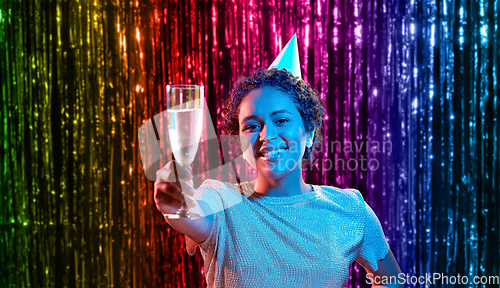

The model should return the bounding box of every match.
[0,0,498,287]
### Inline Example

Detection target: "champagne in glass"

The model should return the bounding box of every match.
[167,107,204,167]
[163,84,205,219]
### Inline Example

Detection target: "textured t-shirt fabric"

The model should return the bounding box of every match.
[185,179,390,288]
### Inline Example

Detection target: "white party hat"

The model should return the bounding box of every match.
[268,33,302,79]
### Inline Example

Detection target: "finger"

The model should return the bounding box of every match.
[155,182,198,211]
[155,182,185,203]
[156,166,178,183]
[154,192,182,212]
[183,193,198,209]
[155,176,195,198]
[155,183,196,210]
[177,178,195,197]
[156,161,194,183]
[166,161,194,180]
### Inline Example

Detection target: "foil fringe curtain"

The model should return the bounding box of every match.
[0,0,498,287]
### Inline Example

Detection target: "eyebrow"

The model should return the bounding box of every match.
[240,109,293,124]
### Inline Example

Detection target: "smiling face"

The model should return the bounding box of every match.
[238,86,314,180]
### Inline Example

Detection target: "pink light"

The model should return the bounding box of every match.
[305,25,310,47]
[212,5,217,46]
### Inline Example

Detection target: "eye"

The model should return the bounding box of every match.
[244,123,260,131]
[275,118,289,124]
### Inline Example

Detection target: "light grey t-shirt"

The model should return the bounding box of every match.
[186,179,390,288]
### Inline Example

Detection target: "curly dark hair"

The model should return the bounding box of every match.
[220,67,325,164]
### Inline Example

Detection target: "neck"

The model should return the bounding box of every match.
[250,168,311,197]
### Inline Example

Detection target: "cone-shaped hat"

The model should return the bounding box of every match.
[268,33,302,79]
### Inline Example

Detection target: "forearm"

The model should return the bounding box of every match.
[164,200,213,242]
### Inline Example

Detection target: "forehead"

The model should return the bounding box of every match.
[238,86,300,120]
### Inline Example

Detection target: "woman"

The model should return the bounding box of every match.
[155,67,402,287]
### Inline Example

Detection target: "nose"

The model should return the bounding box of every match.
[259,124,277,143]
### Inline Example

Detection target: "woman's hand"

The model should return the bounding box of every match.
[153,160,213,242]
[154,160,197,215]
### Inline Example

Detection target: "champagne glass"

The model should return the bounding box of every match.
[163,84,205,219]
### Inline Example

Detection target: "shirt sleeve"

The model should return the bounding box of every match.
[354,193,390,272]
[185,180,225,256]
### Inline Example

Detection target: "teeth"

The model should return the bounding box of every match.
[262,148,286,157]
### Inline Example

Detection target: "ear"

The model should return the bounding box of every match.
[306,131,315,148]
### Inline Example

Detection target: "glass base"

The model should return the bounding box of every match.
[163,206,203,219]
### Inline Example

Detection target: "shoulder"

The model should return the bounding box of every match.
[326,187,386,239]
[316,185,366,212]
[196,179,244,211]
[197,179,229,191]
[197,179,243,195]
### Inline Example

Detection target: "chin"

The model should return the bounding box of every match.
[255,157,302,179]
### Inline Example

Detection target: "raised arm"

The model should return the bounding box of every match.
[154,160,213,242]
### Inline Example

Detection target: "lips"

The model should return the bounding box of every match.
[257,147,289,162]
[259,148,288,157]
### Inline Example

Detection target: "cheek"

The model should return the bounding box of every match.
[239,134,259,155]
[285,133,308,156]
[239,135,251,150]
[239,134,258,169]
[284,126,307,144]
